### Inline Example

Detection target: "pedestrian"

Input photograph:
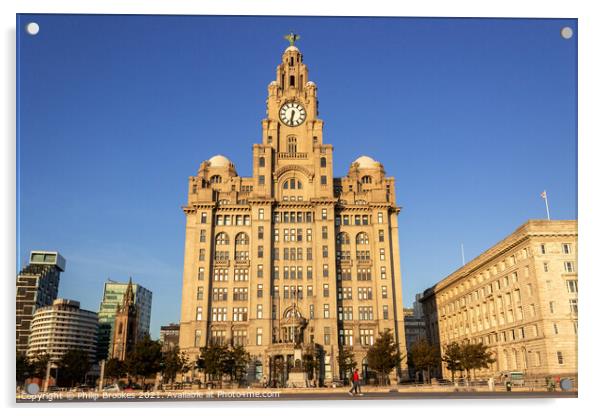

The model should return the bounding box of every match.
[348,368,363,396]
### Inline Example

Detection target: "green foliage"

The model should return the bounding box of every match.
[29,352,51,379]
[161,347,190,386]
[366,329,403,385]
[16,352,33,384]
[337,347,357,381]
[442,342,496,381]
[302,347,319,380]
[124,336,163,381]
[442,342,464,381]
[197,343,250,384]
[408,339,441,381]
[58,349,91,387]
[104,358,126,381]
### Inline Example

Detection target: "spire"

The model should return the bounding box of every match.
[123,277,135,307]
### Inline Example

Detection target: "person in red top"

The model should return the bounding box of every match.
[348,368,363,396]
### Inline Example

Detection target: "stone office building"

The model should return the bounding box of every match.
[421,220,577,381]
[179,37,407,385]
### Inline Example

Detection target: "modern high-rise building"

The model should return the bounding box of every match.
[27,299,98,363]
[421,220,578,380]
[16,251,66,354]
[179,37,407,385]
[97,279,152,360]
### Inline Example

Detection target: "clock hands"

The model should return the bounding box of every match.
[290,109,296,122]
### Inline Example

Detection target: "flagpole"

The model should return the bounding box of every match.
[542,190,551,220]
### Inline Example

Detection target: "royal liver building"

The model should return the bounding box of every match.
[179,36,407,385]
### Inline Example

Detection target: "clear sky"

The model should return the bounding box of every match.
[17,14,577,338]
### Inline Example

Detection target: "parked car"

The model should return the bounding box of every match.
[103,384,121,392]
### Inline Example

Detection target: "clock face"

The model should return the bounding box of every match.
[279,102,306,127]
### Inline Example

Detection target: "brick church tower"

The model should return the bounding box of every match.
[110,278,139,360]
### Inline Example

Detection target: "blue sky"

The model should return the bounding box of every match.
[17,15,577,337]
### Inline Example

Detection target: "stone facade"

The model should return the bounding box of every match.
[110,279,139,361]
[421,220,577,381]
[179,41,407,385]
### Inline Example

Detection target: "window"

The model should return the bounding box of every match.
[549,301,555,313]
[259,208,264,220]
[257,284,264,298]
[323,264,329,277]
[379,248,385,261]
[320,175,327,185]
[199,230,206,242]
[307,266,313,279]
[234,268,249,281]
[553,323,559,334]
[259,157,265,167]
[307,229,313,242]
[358,287,373,300]
[562,243,572,254]
[198,267,205,280]
[258,245,264,258]
[197,286,204,300]
[307,285,314,298]
[557,351,564,365]
[378,212,383,224]
[320,157,327,168]
[337,232,350,245]
[569,299,578,314]
[194,330,202,347]
[566,280,578,293]
[287,136,297,153]
[323,304,330,318]
[543,262,549,272]
[212,307,227,321]
[216,232,229,245]
[321,209,327,220]
[324,326,330,345]
[210,175,222,184]
[322,246,328,258]
[257,304,263,319]
[381,286,388,299]
[357,267,371,281]
[540,244,546,254]
[233,307,248,321]
[564,261,575,273]
[201,212,207,223]
[258,226,264,240]
[380,267,386,279]
[339,329,353,346]
[323,284,330,297]
[356,232,369,245]
[361,175,372,184]
[360,329,374,346]
[255,328,263,346]
[378,230,385,242]
[322,226,328,239]
[383,305,389,319]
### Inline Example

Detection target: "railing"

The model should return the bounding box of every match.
[213,259,230,267]
[277,152,307,159]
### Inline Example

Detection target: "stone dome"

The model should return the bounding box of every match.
[208,154,233,168]
[352,155,380,169]
[306,81,316,87]
[285,45,300,53]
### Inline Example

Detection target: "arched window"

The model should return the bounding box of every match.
[356,232,369,245]
[289,75,295,87]
[337,232,350,245]
[287,137,297,153]
[258,157,265,168]
[283,178,302,190]
[210,175,222,184]
[215,232,229,245]
[235,232,249,245]
[320,157,327,168]
[361,175,372,184]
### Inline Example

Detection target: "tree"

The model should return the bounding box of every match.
[198,343,228,385]
[337,347,357,384]
[408,339,441,383]
[302,346,319,382]
[365,329,403,385]
[104,358,126,384]
[58,349,91,387]
[17,352,33,386]
[442,342,464,382]
[161,347,190,388]
[124,336,163,388]
[29,352,51,379]
[461,342,496,380]
[222,345,251,385]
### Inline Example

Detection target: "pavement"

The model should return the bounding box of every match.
[16,385,577,403]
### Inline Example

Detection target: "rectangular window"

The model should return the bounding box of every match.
[569,299,578,314]
[307,229,313,242]
[324,326,330,345]
[323,304,330,318]
[258,208,264,220]
[194,330,202,347]
[383,305,389,319]
[257,264,264,278]
[549,301,555,313]
[564,261,575,273]
[323,264,329,277]
[201,212,207,224]
[543,262,549,272]
[257,304,263,319]
[197,286,204,300]
[322,226,328,239]
[322,245,328,258]
[540,244,546,254]
[322,209,327,220]
[258,226,264,240]
[320,175,327,185]
[557,351,564,365]
[199,230,206,242]
[307,285,313,298]
[196,307,203,320]
[258,245,264,258]
[323,284,330,297]
[256,328,263,346]
[566,280,578,293]
[378,212,383,224]
[379,248,385,261]
[379,230,385,242]
[382,285,388,299]
[562,243,572,254]
[258,175,265,185]
[307,266,313,279]
[257,284,263,298]
[198,267,205,280]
